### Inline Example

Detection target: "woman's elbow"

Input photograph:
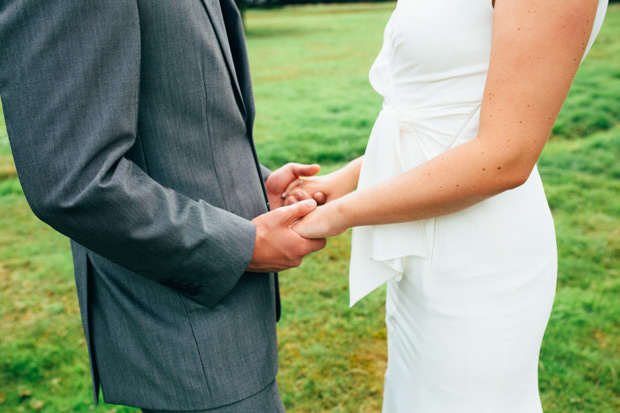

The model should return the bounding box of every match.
[503,172,529,191]
[495,162,534,192]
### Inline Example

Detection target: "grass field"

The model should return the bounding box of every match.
[1,3,619,412]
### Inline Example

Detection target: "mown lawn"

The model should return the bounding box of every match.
[0,3,618,412]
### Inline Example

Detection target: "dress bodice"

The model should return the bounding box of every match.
[370,0,493,113]
[371,0,606,113]
[349,0,609,306]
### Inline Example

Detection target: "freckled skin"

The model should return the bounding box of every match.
[291,0,600,239]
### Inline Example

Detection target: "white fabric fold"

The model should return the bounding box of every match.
[348,103,483,306]
[349,108,429,306]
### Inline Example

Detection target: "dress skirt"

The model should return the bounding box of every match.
[381,167,558,412]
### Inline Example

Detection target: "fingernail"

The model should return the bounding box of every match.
[281,192,287,198]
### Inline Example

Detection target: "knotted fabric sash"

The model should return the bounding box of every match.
[349,104,481,306]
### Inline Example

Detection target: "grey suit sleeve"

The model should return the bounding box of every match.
[260,164,272,182]
[0,0,254,308]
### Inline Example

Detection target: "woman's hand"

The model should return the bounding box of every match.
[265,163,320,209]
[292,202,348,239]
[282,174,333,206]
[283,157,364,206]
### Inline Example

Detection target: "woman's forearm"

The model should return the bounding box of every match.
[312,0,598,236]
[332,137,526,230]
[332,156,364,194]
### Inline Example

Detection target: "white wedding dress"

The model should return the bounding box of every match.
[348,0,608,411]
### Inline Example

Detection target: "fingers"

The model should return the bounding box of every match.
[280,198,317,223]
[289,163,320,178]
[282,177,307,199]
[287,188,325,206]
[284,189,313,206]
[313,192,326,205]
[280,163,320,199]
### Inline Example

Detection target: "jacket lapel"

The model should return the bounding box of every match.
[201,0,278,319]
[218,0,255,128]
[200,0,246,118]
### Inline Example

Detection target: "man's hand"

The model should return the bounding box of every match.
[265,163,322,209]
[247,199,327,273]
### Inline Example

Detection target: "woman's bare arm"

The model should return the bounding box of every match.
[294,0,599,238]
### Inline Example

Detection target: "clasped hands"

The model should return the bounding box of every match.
[246,162,347,273]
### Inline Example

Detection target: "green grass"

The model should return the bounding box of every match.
[536,127,620,411]
[248,3,392,167]
[0,3,619,412]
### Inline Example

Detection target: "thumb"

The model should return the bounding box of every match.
[290,163,320,178]
[281,199,317,223]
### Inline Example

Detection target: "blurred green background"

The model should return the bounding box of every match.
[1,3,619,412]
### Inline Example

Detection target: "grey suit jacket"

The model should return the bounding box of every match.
[0,0,280,410]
